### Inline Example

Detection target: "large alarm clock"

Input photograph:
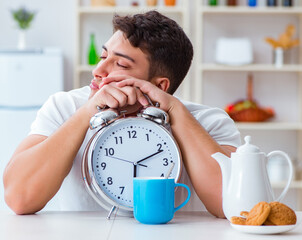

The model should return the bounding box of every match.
[82,104,182,217]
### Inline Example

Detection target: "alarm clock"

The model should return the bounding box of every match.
[82,104,182,217]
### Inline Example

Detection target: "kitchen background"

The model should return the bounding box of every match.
[0,0,301,211]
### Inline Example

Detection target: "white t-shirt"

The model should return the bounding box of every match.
[30,86,241,212]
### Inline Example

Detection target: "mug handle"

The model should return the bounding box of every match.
[267,151,293,202]
[174,183,191,212]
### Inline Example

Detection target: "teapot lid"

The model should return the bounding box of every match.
[236,136,260,154]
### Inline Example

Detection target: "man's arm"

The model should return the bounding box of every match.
[109,77,237,218]
[168,102,235,218]
[3,106,92,214]
[3,83,147,214]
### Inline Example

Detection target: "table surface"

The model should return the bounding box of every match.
[0,211,301,240]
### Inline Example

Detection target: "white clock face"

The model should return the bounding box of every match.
[90,117,181,208]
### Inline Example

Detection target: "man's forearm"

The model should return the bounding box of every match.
[3,106,92,214]
[169,101,233,218]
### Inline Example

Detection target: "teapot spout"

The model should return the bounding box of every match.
[211,152,231,201]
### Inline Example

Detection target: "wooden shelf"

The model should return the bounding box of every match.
[78,6,185,14]
[200,64,302,72]
[195,1,302,210]
[236,122,302,131]
[200,6,302,15]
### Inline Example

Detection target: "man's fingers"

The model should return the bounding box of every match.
[135,88,149,106]
[120,86,137,105]
[99,77,164,108]
[101,77,151,106]
[116,79,172,112]
[99,85,128,108]
[116,78,136,87]
[117,79,155,96]
[101,75,128,86]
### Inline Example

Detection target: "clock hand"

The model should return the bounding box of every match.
[135,150,164,165]
[107,155,147,167]
[133,151,163,177]
[133,165,137,178]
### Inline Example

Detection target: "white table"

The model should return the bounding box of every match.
[0,211,301,240]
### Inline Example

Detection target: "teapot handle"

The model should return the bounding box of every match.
[267,151,293,202]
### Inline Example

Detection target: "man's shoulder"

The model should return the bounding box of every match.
[179,98,241,147]
[51,86,90,108]
[180,99,228,117]
[38,86,90,121]
[68,86,91,99]
[30,86,91,136]
[180,99,208,110]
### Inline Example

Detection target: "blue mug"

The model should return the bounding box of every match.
[133,177,191,224]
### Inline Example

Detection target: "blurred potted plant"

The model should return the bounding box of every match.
[11,7,36,50]
[265,24,299,67]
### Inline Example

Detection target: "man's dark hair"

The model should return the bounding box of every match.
[112,10,193,94]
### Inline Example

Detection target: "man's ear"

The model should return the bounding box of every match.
[151,77,170,92]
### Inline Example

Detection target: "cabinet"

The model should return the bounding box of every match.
[194,1,302,209]
[74,0,191,100]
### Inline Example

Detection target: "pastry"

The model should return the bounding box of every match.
[267,202,297,225]
[230,201,297,226]
[240,211,249,218]
[230,216,246,225]
[245,201,271,226]
[263,218,276,226]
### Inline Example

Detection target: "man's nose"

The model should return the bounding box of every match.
[92,59,110,79]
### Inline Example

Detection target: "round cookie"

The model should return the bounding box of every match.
[263,218,275,226]
[230,216,246,225]
[267,202,297,225]
[246,201,271,226]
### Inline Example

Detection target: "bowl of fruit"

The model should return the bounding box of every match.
[225,74,275,122]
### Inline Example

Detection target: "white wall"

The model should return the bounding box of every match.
[0,0,76,90]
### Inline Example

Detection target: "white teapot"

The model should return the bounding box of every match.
[211,136,293,220]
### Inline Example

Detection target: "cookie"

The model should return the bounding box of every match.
[263,218,275,226]
[246,201,271,226]
[240,211,249,218]
[267,202,297,225]
[230,216,246,225]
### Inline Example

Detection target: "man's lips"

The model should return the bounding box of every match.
[90,80,100,90]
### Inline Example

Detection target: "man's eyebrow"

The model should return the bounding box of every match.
[102,45,135,63]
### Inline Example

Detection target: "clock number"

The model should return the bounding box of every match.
[114,136,123,144]
[127,130,137,139]
[107,177,113,185]
[163,158,169,166]
[119,186,125,195]
[146,134,150,141]
[105,148,114,156]
[157,143,162,152]
[160,173,164,177]
[100,162,106,170]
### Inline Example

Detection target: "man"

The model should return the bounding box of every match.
[3,11,240,217]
